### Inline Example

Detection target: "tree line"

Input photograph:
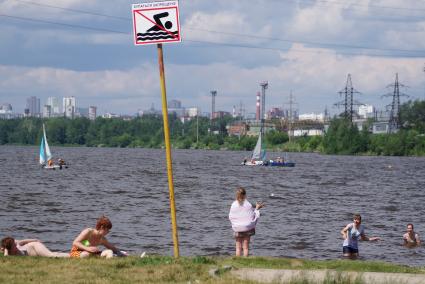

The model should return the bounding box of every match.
[0,100,424,156]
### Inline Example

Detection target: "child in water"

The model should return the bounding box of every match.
[1,237,69,257]
[70,216,126,258]
[229,187,264,256]
[341,214,380,257]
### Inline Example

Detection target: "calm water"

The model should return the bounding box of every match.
[0,146,424,266]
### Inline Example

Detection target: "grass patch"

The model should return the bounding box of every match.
[223,256,424,273]
[0,256,424,283]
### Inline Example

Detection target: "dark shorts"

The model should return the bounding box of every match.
[343,246,358,254]
[233,228,255,238]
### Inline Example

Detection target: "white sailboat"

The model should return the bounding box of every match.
[243,132,266,166]
[39,124,60,170]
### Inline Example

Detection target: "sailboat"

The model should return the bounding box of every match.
[242,131,295,167]
[39,124,60,170]
[243,132,266,166]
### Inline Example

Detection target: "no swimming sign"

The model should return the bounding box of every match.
[132,1,181,45]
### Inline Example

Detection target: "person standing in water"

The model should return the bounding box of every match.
[341,214,380,257]
[403,223,421,247]
[229,187,264,257]
[70,216,126,258]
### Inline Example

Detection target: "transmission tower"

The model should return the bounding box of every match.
[210,90,217,120]
[283,90,298,142]
[382,73,408,133]
[238,100,244,119]
[423,64,425,100]
[334,74,363,122]
[259,81,268,137]
[324,106,330,122]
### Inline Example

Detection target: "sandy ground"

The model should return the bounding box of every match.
[231,268,425,284]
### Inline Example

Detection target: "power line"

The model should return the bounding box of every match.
[292,0,425,13]
[184,27,425,55]
[13,0,129,21]
[13,0,425,25]
[16,0,425,17]
[0,13,128,34]
[8,0,425,54]
[184,39,425,58]
[1,13,425,58]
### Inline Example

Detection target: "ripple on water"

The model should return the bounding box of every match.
[1,147,425,266]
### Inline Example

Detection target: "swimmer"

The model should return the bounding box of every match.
[403,223,421,247]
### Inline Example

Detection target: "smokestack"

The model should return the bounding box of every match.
[256,91,260,120]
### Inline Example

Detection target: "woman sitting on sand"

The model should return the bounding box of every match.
[70,215,126,258]
[1,237,69,257]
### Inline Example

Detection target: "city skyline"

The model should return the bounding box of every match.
[0,1,424,115]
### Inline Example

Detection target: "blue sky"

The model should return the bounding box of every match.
[1,0,425,116]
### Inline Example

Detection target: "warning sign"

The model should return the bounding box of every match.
[132,1,181,45]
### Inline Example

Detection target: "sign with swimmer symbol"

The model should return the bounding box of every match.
[132,1,181,45]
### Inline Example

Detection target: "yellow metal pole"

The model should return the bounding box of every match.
[157,43,180,258]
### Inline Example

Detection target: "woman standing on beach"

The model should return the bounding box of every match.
[1,237,69,257]
[70,216,126,258]
[341,214,380,257]
[229,187,264,257]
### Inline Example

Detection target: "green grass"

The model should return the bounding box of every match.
[224,256,425,273]
[0,255,424,284]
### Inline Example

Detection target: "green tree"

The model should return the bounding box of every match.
[323,118,363,154]
[266,130,288,145]
[400,100,425,132]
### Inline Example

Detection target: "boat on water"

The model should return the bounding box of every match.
[39,124,63,170]
[243,131,266,166]
[242,131,295,167]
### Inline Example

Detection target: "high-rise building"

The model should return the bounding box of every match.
[89,106,97,120]
[46,97,60,114]
[43,105,52,118]
[168,99,184,117]
[168,100,182,108]
[185,107,200,118]
[26,96,40,116]
[358,104,375,119]
[0,103,12,113]
[63,96,76,118]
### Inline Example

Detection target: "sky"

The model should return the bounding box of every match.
[0,0,425,116]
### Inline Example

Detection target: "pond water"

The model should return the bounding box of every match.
[0,146,424,266]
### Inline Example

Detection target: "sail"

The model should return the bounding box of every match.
[42,124,53,162]
[39,136,46,165]
[251,133,266,161]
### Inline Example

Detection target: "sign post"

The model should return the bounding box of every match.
[132,0,181,258]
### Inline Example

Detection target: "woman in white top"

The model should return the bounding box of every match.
[1,237,69,257]
[229,187,264,256]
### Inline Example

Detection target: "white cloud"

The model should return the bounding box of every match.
[1,0,424,116]
[288,2,349,37]
[183,11,272,44]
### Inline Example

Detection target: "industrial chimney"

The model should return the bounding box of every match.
[256,91,260,120]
